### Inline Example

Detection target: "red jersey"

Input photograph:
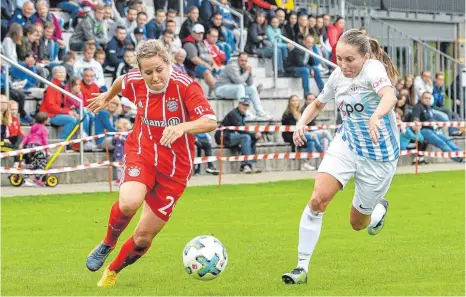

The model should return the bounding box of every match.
[120,68,216,186]
[8,117,23,137]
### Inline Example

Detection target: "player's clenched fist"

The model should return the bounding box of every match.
[160,124,186,146]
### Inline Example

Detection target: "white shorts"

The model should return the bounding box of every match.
[318,134,397,215]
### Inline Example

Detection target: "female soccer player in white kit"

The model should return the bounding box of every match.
[282,29,400,285]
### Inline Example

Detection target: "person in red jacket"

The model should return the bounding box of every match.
[204,28,227,68]
[80,68,101,107]
[327,16,345,64]
[39,66,78,140]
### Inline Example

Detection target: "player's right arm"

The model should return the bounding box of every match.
[87,75,124,113]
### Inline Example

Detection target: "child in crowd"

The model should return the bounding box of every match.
[20,112,50,186]
[7,101,24,167]
[113,118,132,184]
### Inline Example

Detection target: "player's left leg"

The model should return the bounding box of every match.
[98,201,167,287]
[350,157,397,235]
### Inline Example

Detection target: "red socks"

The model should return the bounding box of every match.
[103,201,134,247]
[108,236,152,273]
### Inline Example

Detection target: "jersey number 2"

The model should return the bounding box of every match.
[158,196,175,216]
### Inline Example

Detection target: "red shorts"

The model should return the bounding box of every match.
[121,153,187,222]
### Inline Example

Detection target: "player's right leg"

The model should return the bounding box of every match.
[282,135,356,285]
[282,173,341,285]
[86,181,148,272]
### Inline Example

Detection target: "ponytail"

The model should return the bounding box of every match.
[369,38,398,82]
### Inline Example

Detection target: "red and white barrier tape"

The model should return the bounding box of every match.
[1,121,463,159]
[11,150,462,174]
[417,151,465,158]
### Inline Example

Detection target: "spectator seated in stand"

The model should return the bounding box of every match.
[173,48,188,73]
[183,24,218,90]
[216,0,244,53]
[395,108,427,164]
[266,16,291,69]
[215,97,262,174]
[131,26,145,48]
[74,46,107,91]
[112,7,137,36]
[282,12,297,41]
[16,25,40,62]
[447,74,465,120]
[39,66,78,140]
[119,97,136,123]
[2,23,23,63]
[10,51,46,99]
[159,29,177,58]
[286,35,324,96]
[245,11,285,77]
[58,51,77,83]
[204,28,227,69]
[7,100,24,167]
[164,20,182,55]
[146,9,166,40]
[301,93,332,145]
[432,72,463,136]
[205,13,233,63]
[69,5,108,51]
[214,52,271,120]
[194,132,219,175]
[411,92,464,163]
[95,96,120,150]
[38,22,66,67]
[134,11,148,37]
[179,6,199,41]
[0,58,34,124]
[80,68,101,105]
[115,49,136,79]
[34,0,62,41]
[9,1,35,29]
[104,26,134,77]
[64,76,93,136]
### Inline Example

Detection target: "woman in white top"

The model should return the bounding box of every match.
[282,28,399,285]
[2,23,23,63]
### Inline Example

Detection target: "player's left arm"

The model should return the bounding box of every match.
[160,83,217,146]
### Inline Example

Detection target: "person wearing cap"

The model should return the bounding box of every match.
[214,52,271,120]
[183,23,218,89]
[215,97,262,173]
[131,26,145,47]
[179,6,199,41]
[118,97,137,123]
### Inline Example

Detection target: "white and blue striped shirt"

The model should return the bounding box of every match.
[317,59,400,162]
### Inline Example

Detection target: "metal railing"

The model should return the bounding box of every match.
[1,54,85,165]
[274,35,337,87]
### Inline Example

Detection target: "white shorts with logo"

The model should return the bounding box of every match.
[318,134,398,215]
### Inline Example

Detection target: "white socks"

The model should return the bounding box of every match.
[369,203,386,228]
[297,205,324,272]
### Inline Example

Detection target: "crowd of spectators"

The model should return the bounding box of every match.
[0,0,464,177]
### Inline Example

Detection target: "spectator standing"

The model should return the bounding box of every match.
[214,52,271,120]
[283,12,297,41]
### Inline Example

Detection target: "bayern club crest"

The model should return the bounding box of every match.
[167,98,179,112]
[128,166,141,177]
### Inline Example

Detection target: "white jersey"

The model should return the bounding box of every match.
[317,59,400,162]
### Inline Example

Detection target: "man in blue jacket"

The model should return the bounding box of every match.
[104,26,134,75]
[9,1,34,28]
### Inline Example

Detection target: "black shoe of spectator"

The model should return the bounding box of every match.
[206,167,219,175]
[278,72,287,78]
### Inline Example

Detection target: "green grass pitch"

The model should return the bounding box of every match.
[1,171,465,296]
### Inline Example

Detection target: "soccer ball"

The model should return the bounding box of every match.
[182,235,228,281]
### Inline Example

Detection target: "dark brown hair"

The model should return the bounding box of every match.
[339,28,398,82]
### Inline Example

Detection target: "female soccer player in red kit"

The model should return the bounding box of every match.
[85,40,217,287]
